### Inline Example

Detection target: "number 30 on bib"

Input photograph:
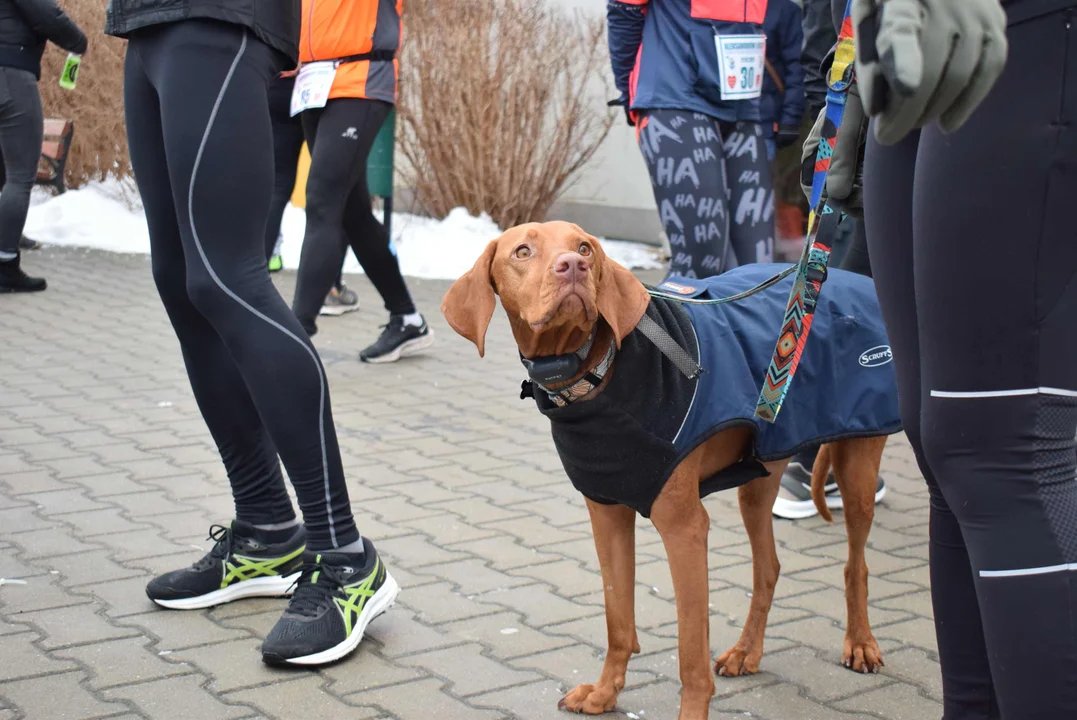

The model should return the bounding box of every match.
[714,34,766,101]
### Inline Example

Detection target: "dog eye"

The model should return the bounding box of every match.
[514,245,532,259]
[578,243,592,256]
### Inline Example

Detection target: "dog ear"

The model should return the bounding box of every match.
[441,240,498,357]
[593,238,651,347]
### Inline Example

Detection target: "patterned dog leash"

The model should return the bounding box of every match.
[754,0,857,423]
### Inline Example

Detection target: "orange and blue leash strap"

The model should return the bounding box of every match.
[755,0,857,423]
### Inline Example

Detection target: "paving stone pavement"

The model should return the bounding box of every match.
[0,248,940,720]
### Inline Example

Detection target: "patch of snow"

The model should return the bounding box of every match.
[26,182,664,279]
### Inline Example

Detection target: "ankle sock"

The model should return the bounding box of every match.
[251,522,302,544]
[323,537,365,556]
[401,312,423,328]
[253,519,299,532]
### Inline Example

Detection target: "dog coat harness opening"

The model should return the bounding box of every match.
[529,263,903,517]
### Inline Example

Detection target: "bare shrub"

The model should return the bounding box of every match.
[398,0,615,229]
[38,0,129,189]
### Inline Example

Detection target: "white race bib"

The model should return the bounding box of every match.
[290,61,337,117]
[714,34,766,101]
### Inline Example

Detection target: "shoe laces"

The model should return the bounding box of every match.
[285,560,350,618]
[192,524,234,571]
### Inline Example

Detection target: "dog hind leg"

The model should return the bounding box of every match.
[831,437,887,673]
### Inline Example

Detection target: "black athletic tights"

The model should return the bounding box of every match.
[291,98,415,330]
[864,7,1077,717]
[264,74,303,261]
[123,19,358,550]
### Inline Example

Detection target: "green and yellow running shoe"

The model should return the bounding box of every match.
[146,521,305,610]
[261,538,398,666]
[268,254,283,273]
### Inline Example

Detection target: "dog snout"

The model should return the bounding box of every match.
[553,252,589,282]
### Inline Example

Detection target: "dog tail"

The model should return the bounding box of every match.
[811,444,835,523]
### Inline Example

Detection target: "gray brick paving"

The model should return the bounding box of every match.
[0,248,941,719]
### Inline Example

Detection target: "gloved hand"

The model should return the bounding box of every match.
[607,96,635,127]
[852,0,1008,145]
[800,81,868,219]
[775,123,800,149]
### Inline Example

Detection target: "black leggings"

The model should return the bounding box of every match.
[292,98,414,329]
[264,74,304,261]
[637,110,774,278]
[864,8,1077,718]
[123,19,358,551]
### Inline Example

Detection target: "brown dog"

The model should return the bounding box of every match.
[442,221,891,720]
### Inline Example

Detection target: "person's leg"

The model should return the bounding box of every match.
[0,67,41,259]
[335,128,434,362]
[839,219,872,277]
[290,99,372,333]
[339,117,415,317]
[124,35,296,532]
[128,20,397,664]
[0,67,46,291]
[637,109,735,278]
[911,11,1077,716]
[134,20,357,552]
[866,128,1000,719]
[721,121,775,269]
[265,75,303,263]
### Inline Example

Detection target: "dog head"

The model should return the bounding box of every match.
[441,221,650,359]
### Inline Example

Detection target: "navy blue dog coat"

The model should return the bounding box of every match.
[530,263,902,517]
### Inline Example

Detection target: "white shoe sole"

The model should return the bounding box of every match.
[361,329,435,364]
[319,304,360,317]
[151,572,300,610]
[772,483,887,520]
[279,572,400,666]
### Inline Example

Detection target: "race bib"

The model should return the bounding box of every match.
[290,61,337,117]
[714,34,766,101]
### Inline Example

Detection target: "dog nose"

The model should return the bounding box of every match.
[553,253,588,281]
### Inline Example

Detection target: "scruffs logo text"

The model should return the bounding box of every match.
[660,281,696,295]
[859,345,893,368]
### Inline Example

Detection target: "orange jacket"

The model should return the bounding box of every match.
[299,0,403,103]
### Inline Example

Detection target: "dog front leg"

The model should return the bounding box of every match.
[559,500,639,715]
[715,460,786,677]
[651,485,714,720]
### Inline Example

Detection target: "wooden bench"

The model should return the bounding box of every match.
[36,118,74,194]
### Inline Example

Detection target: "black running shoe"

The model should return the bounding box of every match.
[0,253,46,293]
[359,315,435,364]
[262,538,399,666]
[146,521,305,610]
[772,462,887,520]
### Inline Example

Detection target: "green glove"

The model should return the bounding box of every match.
[801,81,869,219]
[852,0,1008,146]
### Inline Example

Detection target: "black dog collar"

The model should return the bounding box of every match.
[519,328,616,407]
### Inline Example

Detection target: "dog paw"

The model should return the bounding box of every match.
[714,646,761,677]
[843,635,885,674]
[558,684,618,714]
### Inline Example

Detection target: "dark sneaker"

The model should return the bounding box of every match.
[359,315,435,364]
[146,521,305,610]
[19,235,41,251]
[772,462,887,519]
[319,284,360,316]
[0,253,46,293]
[262,538,399,666]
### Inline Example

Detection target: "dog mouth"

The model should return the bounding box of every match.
[529,287,596,329]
